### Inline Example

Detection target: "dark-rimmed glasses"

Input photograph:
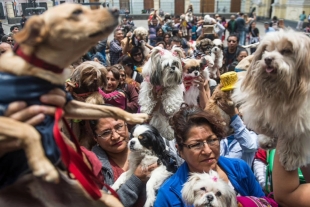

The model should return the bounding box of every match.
[182,138,220,151]
[96,123,127,139]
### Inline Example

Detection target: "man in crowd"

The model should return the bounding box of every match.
[109,28,124,65]
[264,22,275,33]
[223,34,245,72]
[20,14,27,28]
[227,15,237,35]
[9,25,19,35]
[297,11,306,30]
[235,12,246,46]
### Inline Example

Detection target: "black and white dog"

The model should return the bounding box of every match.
[112,124,178,207]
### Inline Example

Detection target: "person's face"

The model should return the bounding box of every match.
[115,30,124,41]
[123,63,133,75]
[178,29,183,37]
[178,124,220,173]
[119,70,126,84]
[227,36,238,49]
[152,19,158,25]
[12,27,19,34]
[123,18,127,23]
[230,16,235,20]
[0,43,12,56]
[105,71,119,92]
[132,50,143,62]
[164,35,170,43]
[264,24,269,29]
[237,51,248,62]
[251,22,256,28]
[174,18,180,24]
[94,118,128,154]
[6,37,14,45]
[171,41,181,48]
[157,29,163,36]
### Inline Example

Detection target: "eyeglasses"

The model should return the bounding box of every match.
[7,40,13,42]
[133,53,142,57]
[164,36,170,38]
[182,138,220,151]
[228,40,236,43]
[120,74,126,77]
[96,123,127,139]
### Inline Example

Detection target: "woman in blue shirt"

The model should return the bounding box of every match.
[154,105,264,206]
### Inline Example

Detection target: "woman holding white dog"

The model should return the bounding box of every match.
[154,105,265,206]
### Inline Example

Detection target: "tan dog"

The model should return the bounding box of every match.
[0,3,147,206]
[196,38,214,55]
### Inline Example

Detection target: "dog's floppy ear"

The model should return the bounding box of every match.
[150,47,164,85]
[15,16,47,46]
[182,173,201,205]
[171,47,185,59]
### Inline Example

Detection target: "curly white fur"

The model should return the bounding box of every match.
[139,47,184,140]
[232,30,310,170]
[133,27,150,57]
[209,39,223,79]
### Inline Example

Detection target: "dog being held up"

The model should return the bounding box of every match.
[0,3,149,207]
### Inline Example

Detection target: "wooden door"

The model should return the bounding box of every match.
[175,0,185,15]
[144,0,154,10]
[230,0,241,13]
[120,0,129,11]
[201,0,215,13]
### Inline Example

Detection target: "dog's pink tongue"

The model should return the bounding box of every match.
[266,67,274,73]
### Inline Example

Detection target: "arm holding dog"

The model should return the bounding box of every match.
[64,100,148,124]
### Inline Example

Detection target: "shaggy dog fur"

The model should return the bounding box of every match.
[232,30,310,170]
[196,38,214,55]
[182,171,237,207]
[112,124,177,207]
[139,47,184,140]
[132,27,150,57]
[209,39,224,79]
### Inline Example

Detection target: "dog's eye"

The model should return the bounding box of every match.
[215,191,222,197]
[200,187,206,191]
[72,9,83,15]
[281,49,292,55]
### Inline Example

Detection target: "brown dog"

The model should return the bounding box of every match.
[0,3,147,206]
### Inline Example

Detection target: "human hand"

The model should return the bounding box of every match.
[217,95,237,117]
[5,88,66,126]
[126,31,132,38]
[193,74,205,91]
[134,161,159,183]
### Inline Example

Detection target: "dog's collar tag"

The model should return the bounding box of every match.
[14,44,64,74]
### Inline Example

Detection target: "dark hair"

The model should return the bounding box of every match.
[1,35,9,42]
[236,49,248,57]
[10,25,19,32]
[227,34,239,43]
[156,41,166,48]
[106,66,121,80]
[118,55,135,70]
[239,12,244,16]
[130,46,145,64]
[169,104,226,150]
[172,29,180,37]
[171,36,182,44]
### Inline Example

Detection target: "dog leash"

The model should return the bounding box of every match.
[53,107,120,201]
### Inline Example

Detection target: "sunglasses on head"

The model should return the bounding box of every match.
[228,40,236,43]
[133,53,142,57]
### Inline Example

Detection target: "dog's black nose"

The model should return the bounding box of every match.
[109,8,119,19]
[170,67,175,71]
[265,57,273,65]
[130,140,135,146]
[207,195,214,201]
[194,71,199,76]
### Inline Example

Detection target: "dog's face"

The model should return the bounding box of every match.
[129,124,166,156]
[183,59,205,78]
[14,3,118,67]
[196,38,214,55]
[242,30,310,99]
[182,171,237,207]
[148,47,183,87]
[211,39,223,55]
[133,27,148,41]
[68,61,107,93]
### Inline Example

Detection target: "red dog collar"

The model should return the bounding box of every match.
[14,44,64,74]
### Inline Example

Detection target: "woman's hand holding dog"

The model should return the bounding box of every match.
[217,97,238,118]
[5,88,66,125]
[134,162,159,183]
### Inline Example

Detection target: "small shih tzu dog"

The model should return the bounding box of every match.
[132,27,150,57]
[112,124,178,207]
[139,46,184,140]
[209,39,223,79]
[182,171,237,207]
[183,58,211,106]
[232,29,310,171]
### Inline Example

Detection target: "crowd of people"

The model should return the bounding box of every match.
[1,8,310,207]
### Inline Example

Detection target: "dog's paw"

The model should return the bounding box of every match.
[31,158,59,183]
[124,113,149,124]
[258,134,277,150]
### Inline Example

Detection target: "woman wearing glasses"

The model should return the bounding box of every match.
[129,46,147,73]
[90,117,158,207]
[154,105,264,206]
[1,35,14,48]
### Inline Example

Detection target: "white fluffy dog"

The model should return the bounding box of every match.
[182,171,237,207]
[232,30,310,171]
[204,15,216,24]
[112,124,177,207]
[132,27,150,57]
[139,47,184,140]
[209,39,223,79]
